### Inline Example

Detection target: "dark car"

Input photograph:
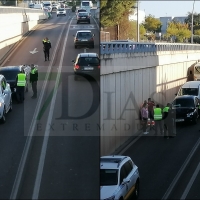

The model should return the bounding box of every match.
[72,53,100,81]
[172,95,200,124]
[76,12,90,24]
[0,65,30,96]
[73,30,95,49]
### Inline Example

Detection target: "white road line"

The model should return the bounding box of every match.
[32,17,74,200]
[161,137,200,200]
[92,16,99,30]
[9,19,70,200]
[180,162,200,199]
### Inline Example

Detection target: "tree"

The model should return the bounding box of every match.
[194,29,200,35]
[143,15,162,33]
[100,0,135,27]
[166,21,191,42]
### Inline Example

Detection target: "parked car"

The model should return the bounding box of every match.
[57,8,66,16]
[72,53,100,81]
[0,65,30,96]
[172,95,200,124]
[73,30,95,49]
[100,155,140,200]
[0,75,12,124]
[76,12,90,24]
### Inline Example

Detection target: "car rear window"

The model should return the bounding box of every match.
[79,12,88,16]
[100,169,118,186]
[78,57,99,65]
[77,32,92,38]
[78,9,86,12]
[179,88,198,96]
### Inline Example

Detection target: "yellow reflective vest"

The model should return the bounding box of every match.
[154,108,162,120]
[17,73,26,86]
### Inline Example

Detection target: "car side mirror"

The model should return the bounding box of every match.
[122,178,130,185]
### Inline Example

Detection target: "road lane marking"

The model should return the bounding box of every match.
[9,19,70,200]
[180,162,200,199]
[92,16,99,30]
[161,137,200,200]
[32,17,74,200]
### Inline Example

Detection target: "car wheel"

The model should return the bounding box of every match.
[9,99,12,112]
[133,180,140,200]
[0,108,6,124]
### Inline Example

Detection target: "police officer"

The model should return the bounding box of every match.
[163,103,170,139]
[43,37,51,61]
[153,104,163,136]
[16,69,26,103]
[30,64,38,99]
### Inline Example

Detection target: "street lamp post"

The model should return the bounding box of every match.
[191,0,195,44]
[137,0,139,42]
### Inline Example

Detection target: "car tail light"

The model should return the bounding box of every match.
[75,64,80,69]
[98,65,100,69]
[90,38,94,41]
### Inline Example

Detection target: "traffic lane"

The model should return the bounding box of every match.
[168,145,200,199]
[0,16,71,198]
[37,18,100,198]
[122,122,200,199]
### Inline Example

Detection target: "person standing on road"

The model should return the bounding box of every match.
[16,69,26,103]
[141,103,149,134]
[167,104,176,138]
[30,64,38,99]
[163,103,170,139]
[43,37,51,61]
[153,104,163,136]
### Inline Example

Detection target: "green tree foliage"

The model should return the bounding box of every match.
[100,0,135,27]
[166,21,191,42]
[143,15,162,33]
[194,29,200,35]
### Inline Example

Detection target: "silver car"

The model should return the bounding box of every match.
[0,75,12,124]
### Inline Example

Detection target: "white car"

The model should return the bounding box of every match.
[52,3,59,10]
[100,155,140,200]
[0,75,12,124]
[57,8,66,16]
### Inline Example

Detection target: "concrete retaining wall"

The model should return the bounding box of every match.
[100,50,200,155]
[0,6,47,62]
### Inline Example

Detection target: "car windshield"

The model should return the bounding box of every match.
[100,169,118,186]
[78,9,86,12]
[43,3,50,6]
[58,8,64,11]
[78,57,99,65]
[178,88,198,96]
[0,70,18,80]
[77,32,92,38]
[173,98,195,107]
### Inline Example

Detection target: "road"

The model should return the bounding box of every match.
[120,122,200,199]
[0,8,100,199]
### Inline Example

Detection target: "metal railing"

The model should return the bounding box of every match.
[100,42,200,55]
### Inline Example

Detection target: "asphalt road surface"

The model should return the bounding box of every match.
[0,8,100,199]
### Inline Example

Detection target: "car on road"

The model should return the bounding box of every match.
[100,155,140,200]
[172,95,200,124]
[73,30,95,49]
[57,8,66,16]
[52,3,59,10]
[76,8,87,16]
[0,65,30,96]
[76,12,90,24]
[0,75,12,124]
[72,53,100,81]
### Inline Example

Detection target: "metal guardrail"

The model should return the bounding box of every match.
[100,42,200,55]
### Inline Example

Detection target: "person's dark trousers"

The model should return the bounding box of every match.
[44,50,50,61]
[142,118,147,132]
[163,121,168,136]
[31,81,37,97]
[154,120,163,135]
[16,86,25,103]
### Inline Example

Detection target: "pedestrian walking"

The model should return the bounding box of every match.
[16,69,26,103]
[163,103,170,139]
[141,103,149,134]
[43,37,51,61]
[153,104,163,136]
[30,64,38,99]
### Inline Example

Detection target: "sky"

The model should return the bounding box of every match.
[140,0,200,18]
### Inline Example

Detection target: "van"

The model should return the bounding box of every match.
[80,1,91,14]
[33,3,43,9]
[176,81,200,100]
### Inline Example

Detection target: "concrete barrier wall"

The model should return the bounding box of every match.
[0,6,47,61]
[100,50,200,155]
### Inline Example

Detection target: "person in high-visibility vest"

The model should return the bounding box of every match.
[163,103,170,139]
[153,104,163,136]
[16,69,26,103]
[43,37,51,61]
[30,64,38,99]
